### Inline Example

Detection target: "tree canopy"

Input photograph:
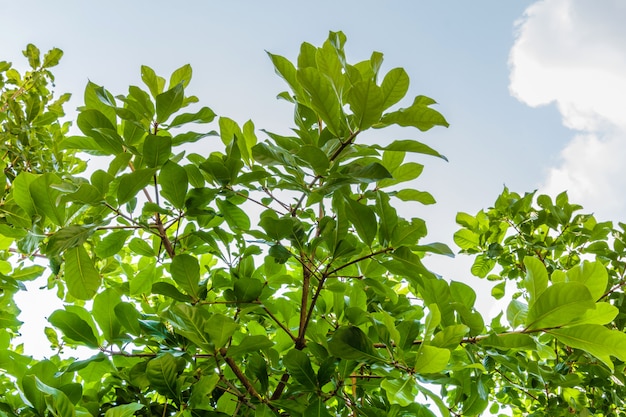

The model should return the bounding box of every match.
[1,32,625,417]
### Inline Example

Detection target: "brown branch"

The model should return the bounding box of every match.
[262,305,297,343]
[219,348,265,403]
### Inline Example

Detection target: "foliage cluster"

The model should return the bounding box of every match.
[1,33,625,417]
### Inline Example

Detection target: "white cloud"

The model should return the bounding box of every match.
[509,0,626,220]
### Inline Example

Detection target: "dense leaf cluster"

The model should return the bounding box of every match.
[0,33,625,417]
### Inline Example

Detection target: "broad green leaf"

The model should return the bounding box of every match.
[146,353,180,398]
[170,254,200,299]
[565,260,608,301]
[431,325,470,350]
[227,335,274,358]
[34,377,75,417]
[167,303,211,349]
[382,377,416,407]
[524,257,548,306]
[549,324,626,371]
[395,189,436,204]
[46,225,95,257]
[189,374,220,410]
[30,173,65,226]
[117,168,157,205]
[49,309,99,348]
[471,254,495,278]
[450,281,476,308]
[525,282,595,330]
[566,302,618,326]
[42,47,63,68]
[95,230,133,259]
[347,79,384,129]
[478,333,536,350]
[343,196,376,246]
[169,63,192,89]
[284,350,317,390]
[92,288,122,343]
[128,238,154,257]
[114,302,142,336]
[297,67,344,137]
[453,229,479,250]
[205,314,238,348]
[156,83,184,123]
[141,65,165,97]
[266,51,306,100]
[506,299,528,329]
[378,96,449,131]
[143,135,172,168]
[414,345,450,373]
[233,278,263,302]
[344,162,393,183]
[104,403,145,417]
[169,106,216,128]
[215,199,250,231]
[64,245,101,300]
[378,162,424,188]
[380,67,409,109]
[159,160,188,209]
[328,326,381,362]
[152,282,192,302]
[296,145,329,175]
[303,399,333,417]
[66,183,103,205]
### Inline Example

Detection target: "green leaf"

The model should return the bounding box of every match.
[92,288,122,343]
[114,302,142,336]
[143,135,172,168]
[49,309,99,348]
[266,52,306,100]
[169,106,216,128]
[565,260,608,301]
[380,67,410,109]
[46,225,95,257]
[156,83,184,123]
[205,314,238,349]
[95,230,133,259]
[347,79,384,129]
[159,160,188,209]
[506,299,528,329]
[146,353,180,398]
[343,197,377,246]
[169,63,193,89]
[453,229,479,250]
[479,333,536,350]
[378,96,449,131]
[141,65,165,97]
[568,302,618,326]
[170,254,200,299]
[283,350,317,390]
[104,403,145,417]
[414,345,450,373]
[549,324,626,371]
[296,145,329,175]
[216,199,250,231]
[42,47,63,68]
[227,335,274,358]
[394,189,436,204]
[64,245,101,300]
[233,278,263,302]
[525,282,595,330]
[303,399,333,417]
[30,173,65,226]
[117,168,157,205]
[524,257,548,306]
[328,326,381,362]
[297,67,344,137]
[167,303,211,349]
[382,377,416,407]
[34,377,75,417]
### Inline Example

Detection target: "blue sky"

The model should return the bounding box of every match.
[3,1,625,353]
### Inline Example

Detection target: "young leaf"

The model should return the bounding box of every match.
[347,79,384,129]
[156,83,184,123]
[297,67,344,137]
[380,67,409,110]
[523,256,548,306]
